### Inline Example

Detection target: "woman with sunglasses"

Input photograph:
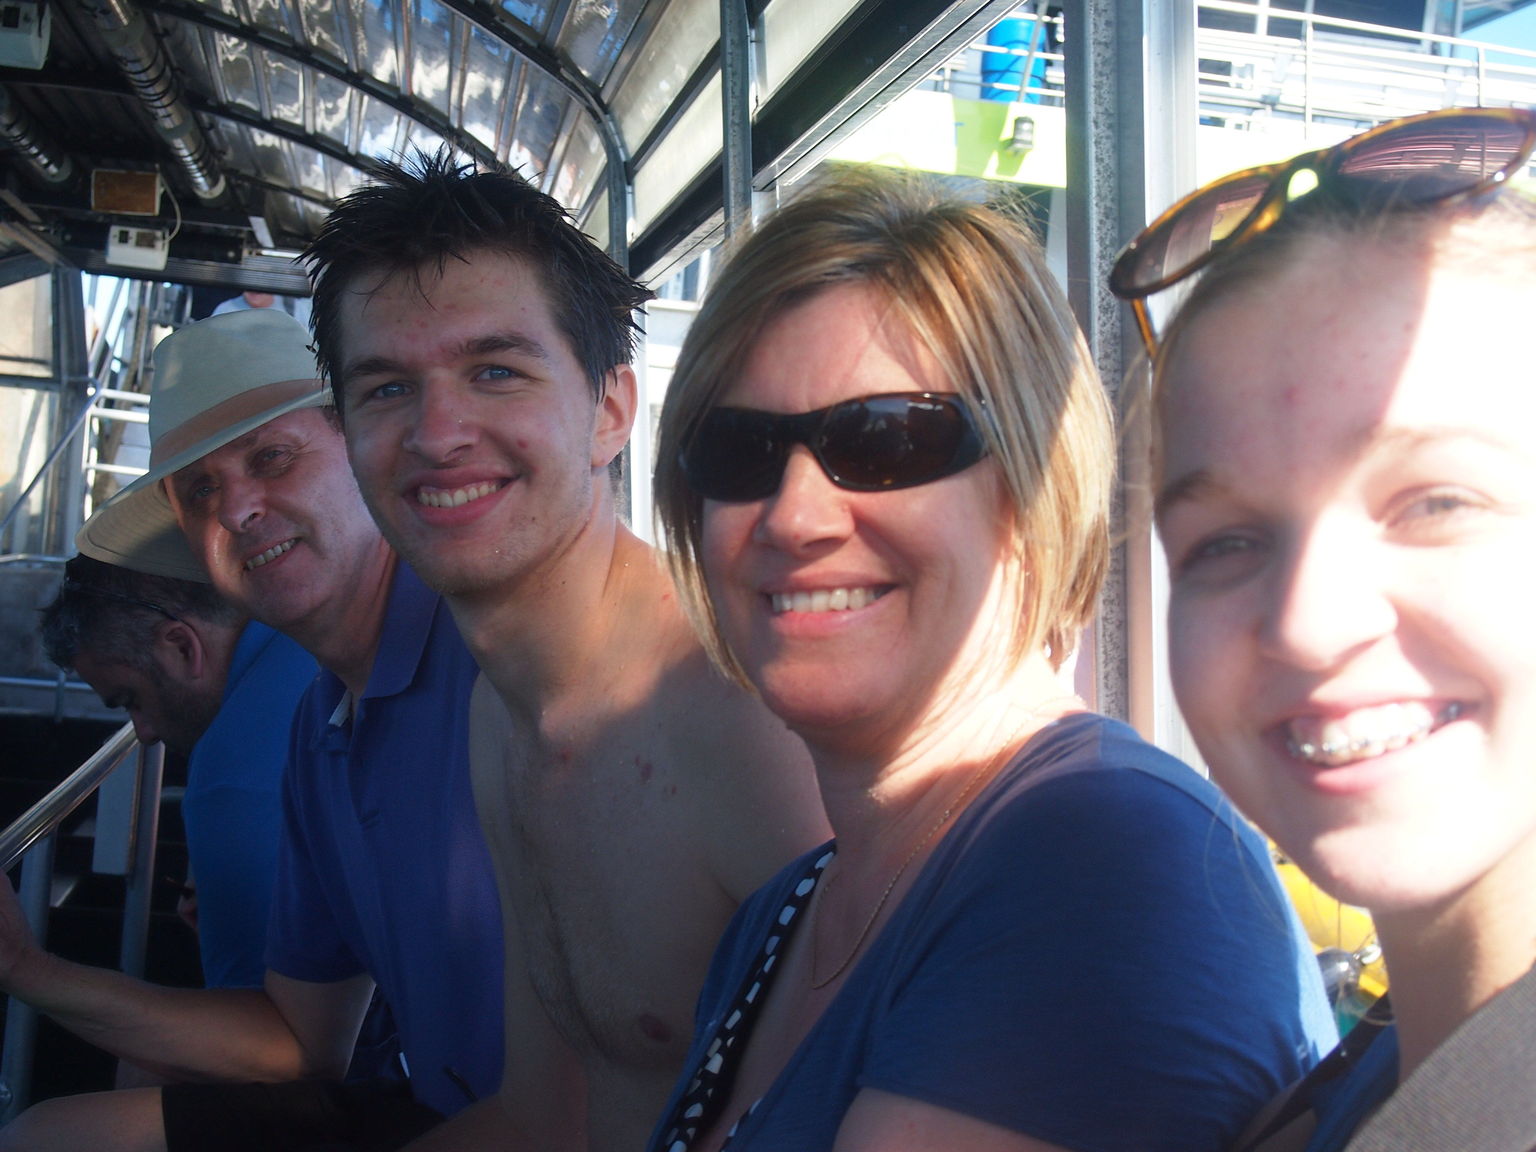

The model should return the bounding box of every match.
[1117,106,1536,1149]
[646,170,1334,1152]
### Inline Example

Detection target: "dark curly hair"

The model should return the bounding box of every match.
[41,555,242,672]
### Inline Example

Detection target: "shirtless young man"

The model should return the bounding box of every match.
[305,153,829,1151]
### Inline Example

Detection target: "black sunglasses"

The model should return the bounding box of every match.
[680,392,989,503]
[1109,105,1536,356]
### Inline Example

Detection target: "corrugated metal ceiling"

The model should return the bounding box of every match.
[0,0,1014,287]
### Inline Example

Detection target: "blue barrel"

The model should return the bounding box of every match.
[983,14,1041,103]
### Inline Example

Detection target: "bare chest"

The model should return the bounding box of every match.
[494,724,739,1070]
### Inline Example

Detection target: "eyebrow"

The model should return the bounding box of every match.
[1153,468,1220,523]
[340,332,553,384]
[1366,425,1514,457]
[169,464,208,496]
[1154,424,1516,521]
[169,428,264,494]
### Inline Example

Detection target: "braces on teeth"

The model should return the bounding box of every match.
[1287,702,1462,764]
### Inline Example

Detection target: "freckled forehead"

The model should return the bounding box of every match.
[1159,249,1536,489]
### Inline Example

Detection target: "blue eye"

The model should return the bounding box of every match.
[1194,534,1255,559]
[1174,530,1267,582]
[369,381,411,401]
[1386,486,1496,544]
[1402,491,1476,519]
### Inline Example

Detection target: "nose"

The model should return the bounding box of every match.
[216,472,265,535]
[1258,520,1396,671]
[752,446,852,554]
[402,382,475,464]
[129,710,161,748]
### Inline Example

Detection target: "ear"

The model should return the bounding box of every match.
[591,364,638,472]
[152,619,210,683]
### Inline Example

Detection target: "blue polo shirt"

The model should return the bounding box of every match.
[182,621,315,989]
[265,563,503,1116]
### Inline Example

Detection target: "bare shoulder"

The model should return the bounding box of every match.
[656,642,828,900]
[664,644,791,757]
[611,537,829,894]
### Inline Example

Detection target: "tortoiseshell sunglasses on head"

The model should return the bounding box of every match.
[1109,105,1536,357]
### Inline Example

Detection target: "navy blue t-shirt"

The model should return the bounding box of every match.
[650,713,1336,1152]
[1304,1025,1399,1152]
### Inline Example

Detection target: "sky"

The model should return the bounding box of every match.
[1472,3,1536,54]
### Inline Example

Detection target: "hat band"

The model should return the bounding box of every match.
[151,377,328,466]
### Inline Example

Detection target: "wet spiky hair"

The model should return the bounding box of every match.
[304,148,652,406]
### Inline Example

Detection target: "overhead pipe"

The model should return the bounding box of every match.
[0,85,73,184]
[75,0,226,199]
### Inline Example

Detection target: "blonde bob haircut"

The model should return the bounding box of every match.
[654,167,1115,685]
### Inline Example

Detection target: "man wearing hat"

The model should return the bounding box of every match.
[0,308,504,1151]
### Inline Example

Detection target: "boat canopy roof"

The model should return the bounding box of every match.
[0,0,1018,291]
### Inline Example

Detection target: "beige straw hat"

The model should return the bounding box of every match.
[76,309,330,581]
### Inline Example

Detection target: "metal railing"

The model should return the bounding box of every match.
[0,725,165,1121]
[920,6,1068,106]
[919,1,1536,130]
[1196,0,1536,129]
[0,384,151,559]
[0,271,160,562]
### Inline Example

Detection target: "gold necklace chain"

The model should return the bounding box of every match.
[808,741,1018,991]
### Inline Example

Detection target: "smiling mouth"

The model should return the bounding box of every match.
[416,480,506,509]
[1285,701,1465,767]
[245,539,295,571]
[769,586,889,615]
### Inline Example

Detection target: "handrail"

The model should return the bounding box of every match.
[0,723,137,873]
[0,388,99,548]
[0,676,95,694]
[0,723,163,1120]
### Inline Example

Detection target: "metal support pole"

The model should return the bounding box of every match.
[53,268,91,556]
[93,746,141,876]
[1061,0,1196,752]
[1304,19,1314,129]
[1063,0,1128,723]
[0,834,57,1121]
[603,134,632,272]
[118,742,164,980]
[720,0,755,238]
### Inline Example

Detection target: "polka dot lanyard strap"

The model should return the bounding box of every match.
[657,847,835,1152]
